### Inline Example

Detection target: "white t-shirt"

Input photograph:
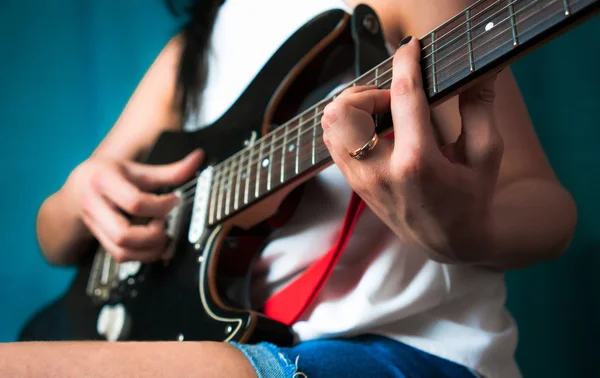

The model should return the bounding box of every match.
[185,1,521,377]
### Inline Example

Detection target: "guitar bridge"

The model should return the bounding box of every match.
[85,186,188,302]
[86,247,119,302]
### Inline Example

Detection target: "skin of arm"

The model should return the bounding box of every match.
[36,35,186,266]
[442,70,577,269]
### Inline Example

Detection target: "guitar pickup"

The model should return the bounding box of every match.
[188,166,213,244]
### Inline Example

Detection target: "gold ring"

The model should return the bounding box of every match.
[348,131,379,160]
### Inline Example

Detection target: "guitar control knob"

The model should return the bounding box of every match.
[118,261,142,281]
[97,303,131,341]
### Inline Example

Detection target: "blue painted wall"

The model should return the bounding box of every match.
[0,1,598,377]
[0,0,180,341]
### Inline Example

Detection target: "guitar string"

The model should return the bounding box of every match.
[177,177,200,192]
[419,0,509,54]
[182,4,574,213]
[202,0,570,191]
[237,0,561,164]
[206,0,569,181]
[423,0,561,76]
[423,0,532,71]
[105,0,581,272]
[419,0,557,66]
[199,2,578,212]
[95,0,505,270]
[136,0,574,206]
[184,1,529,174]
[176,1,575,205]
[176,0,529,209]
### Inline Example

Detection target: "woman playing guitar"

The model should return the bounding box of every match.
[4,0,583,377]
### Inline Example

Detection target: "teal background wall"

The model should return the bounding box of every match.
[0,1,598,377]
[0,0,180,341]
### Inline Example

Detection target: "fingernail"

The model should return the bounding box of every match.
[398,36,412,48]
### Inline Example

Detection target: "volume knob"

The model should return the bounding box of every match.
[97,303,131,341]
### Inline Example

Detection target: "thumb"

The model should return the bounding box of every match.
[125,149,204,190]
[458,75,503,174]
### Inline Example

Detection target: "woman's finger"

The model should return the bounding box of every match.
[124,149,204,191]
[81,189,170,253]
[321,89,394,190]
[334,84,379,100]
[92,167,180,218]
[389,37,439,159]
[81,212,168,263]
[322,88,391,152]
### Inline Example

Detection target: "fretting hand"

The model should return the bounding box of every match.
[321,37,503,264]
[67,150,203,263]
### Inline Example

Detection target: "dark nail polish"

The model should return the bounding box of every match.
[398,36,412,48]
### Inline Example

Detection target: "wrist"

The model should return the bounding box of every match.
[458,213,496,265]
[423,208,496,266]
[36,163,97,266]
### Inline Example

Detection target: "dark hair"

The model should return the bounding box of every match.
[165,0,223,119]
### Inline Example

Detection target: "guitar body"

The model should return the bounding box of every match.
[19,7,383,345]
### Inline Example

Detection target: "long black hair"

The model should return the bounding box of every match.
[165,0,224,119]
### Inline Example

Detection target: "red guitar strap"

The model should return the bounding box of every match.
[262,191,366,326]
[263,132,394,325]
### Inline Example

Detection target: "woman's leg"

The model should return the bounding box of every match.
[0,341,257,378]
[1,334,478,378]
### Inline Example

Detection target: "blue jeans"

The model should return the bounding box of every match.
[231,334,477,378]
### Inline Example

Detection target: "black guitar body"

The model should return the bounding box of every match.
[19,6,390,345]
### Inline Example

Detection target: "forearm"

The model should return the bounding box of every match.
[36,185,95,266]
[477,178,577,270]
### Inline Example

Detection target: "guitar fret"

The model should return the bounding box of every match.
[509,1,518,46]
[255,139,263,199]
[216,168,225,220]
[374,67,379,87]
[380,59,393,89]
[312,107,318,165]
[234,153,242,210]
[267,133,274,191]
[225,159,234,215]
[281,123,288,183]
[209,170,218,224]
[563,0,570,15]
[244,148,251,205]
[431,31,438,93]
[295,119,301,174]
[466,9,475,72]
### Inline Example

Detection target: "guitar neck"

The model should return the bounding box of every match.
[206,0,599,226]
[421,0,599,105]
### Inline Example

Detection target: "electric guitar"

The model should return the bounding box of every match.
[19,0,600,345]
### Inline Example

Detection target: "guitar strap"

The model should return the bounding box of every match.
[262,4,390,326]
[262,192,365,325]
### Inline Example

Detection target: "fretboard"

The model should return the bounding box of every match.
[206,0,598,226]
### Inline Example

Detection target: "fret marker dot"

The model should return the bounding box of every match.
[241,172,247,180]
[288,144,295,152]
[485,22,494,32]
[262,158,270,168]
